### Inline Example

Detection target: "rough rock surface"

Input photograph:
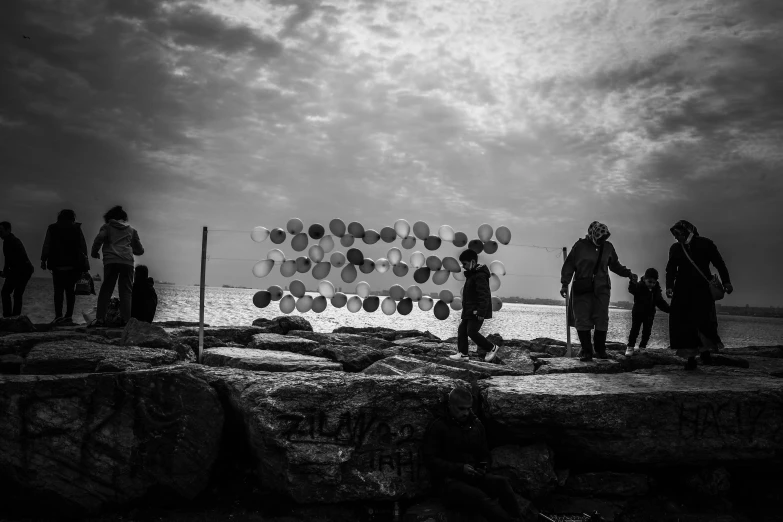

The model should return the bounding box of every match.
[252,315,313,335]
[492,346,537,374]
[482,367,783,465]
[363,355,487,382]
[248,333,386,372]
[121,318,174,348]
[409,353,532,377]
[73,326,125,339]
[535,357,623,374]
[173,326,271,345]
[176,335,245,351]
[0,366,224,512]
[287,330,396,350]
[564,472,650,497]
[247,333,321,352]
[154,321,209,328]
[333,326,439,341]
[742,355,783,377]
[196,367,459,504]
[0,331,111,357]
[22,341,185,375]
[490,444,558,499]
[0,354,24,374]
[721,345,783,359]
[203,347,342,372]
[0,315,36,333]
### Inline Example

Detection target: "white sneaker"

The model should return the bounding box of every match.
[448,353,470,361]
[625,346,634,356]
[484,344,500,363]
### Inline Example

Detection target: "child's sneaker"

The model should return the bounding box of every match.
[484,344,500,363]
[625,346,634,356]
[448,353,470,361]
[634,347,642,355]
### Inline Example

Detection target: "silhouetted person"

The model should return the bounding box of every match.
[131,265,158,323]
[0,221,35,317]
[91,206,144,327]
[40,209,89,324]
[450,249,498,362]
[666,220,733,370]
[423,387,521,522]
[561,221,638,361]
[625,267,670,356]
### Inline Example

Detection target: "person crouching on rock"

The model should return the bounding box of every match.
[450,249,499,363]
[423,387,522,522]
[625,268,670,356]
[131,264,158,323]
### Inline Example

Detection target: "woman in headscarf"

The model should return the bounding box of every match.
[666,220,733,370]
[561,222,637,361]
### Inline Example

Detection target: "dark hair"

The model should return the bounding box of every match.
[103,205,128,223]
[458,249,478,263]
[449,386,473,404]
[644,268,659,280]
[135,264,149,280]
[0,221,11,231]
[57,209,76,223]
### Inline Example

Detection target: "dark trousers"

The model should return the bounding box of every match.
[441,474,520,522]
[52,269,81,318]
[97,263,134,322]
[458,317,494,355]
[628,315,655,348]
[2,269,33,317]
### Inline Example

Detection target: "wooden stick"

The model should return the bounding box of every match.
[563,247,572,357]
[198,226,207,364]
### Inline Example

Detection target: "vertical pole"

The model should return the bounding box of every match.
[198,226,207,364]
[563,247,572,357]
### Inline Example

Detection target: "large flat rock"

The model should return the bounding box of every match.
[249,333,386,372]
[203,347,342,372]
[21,341,185,375]
[247,333,321,351]
[410,353,532,377]
[363,355,489,382]
[0,366,223,512]
[172,326,271,345]
[196,367,459,504]
[536,358,624,375]
[0,331,111,358]
[481,366,783,466]
[286,330,396,350]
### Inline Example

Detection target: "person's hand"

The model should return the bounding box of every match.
[40,261,47,270]
[92,253,100,259]
[476,315,484,321]
[630,273,639,283]
[666,288,673,298]
[724,283,733,294]
[560,285,568,299]
[463,464,482,477]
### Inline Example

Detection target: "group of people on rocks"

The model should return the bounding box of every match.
[0,205,157,326]
[453,220,733,372]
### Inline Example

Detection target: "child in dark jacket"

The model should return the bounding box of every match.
[130,265,158,323]
[626,267,670,355]
[451,249,499,363]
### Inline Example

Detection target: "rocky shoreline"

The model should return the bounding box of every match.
[1,314,782,522]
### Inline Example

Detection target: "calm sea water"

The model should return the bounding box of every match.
[17,277,783,348]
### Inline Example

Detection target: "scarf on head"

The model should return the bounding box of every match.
[670,220,699,244]
[587,221,611,246]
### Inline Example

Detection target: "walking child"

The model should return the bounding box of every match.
[626,267,670,356]
[450,249,499,363]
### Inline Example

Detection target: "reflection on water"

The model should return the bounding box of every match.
[19,278,783,347]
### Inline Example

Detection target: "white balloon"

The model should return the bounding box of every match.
[330,251,346,267]
[489,260,507,276]
[450,297,463,311]
[347,295,363,313]
[381,297,397,315]
[410,251,425,269]
[437,225,455,241]
[418,295,434,311]
[489,274,501,291]
[387,248,402,266]
[375,258,390,273]
[266,249,286,262]
[478,223,494,242]
[279,294,295,313]
[407,285,423,301]
[252,259,274,277]
[453,270,466,281]
[308,245,325,263]
[295,295,313,313]
[319,235,335,253]
[318,280,335,298]
[394,219,411,239]
[439,290,454,303]
[356,281,371,298]
[251,226,269,243]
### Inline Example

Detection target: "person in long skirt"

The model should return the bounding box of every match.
[666,220,733,370]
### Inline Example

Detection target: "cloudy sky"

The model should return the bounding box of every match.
[1,0,781,306]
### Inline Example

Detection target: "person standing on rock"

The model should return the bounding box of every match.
[423,387,522,522]
[40,209,90,325]
[450,249,499,363]
[561,221,637,361]
[666,220,733,371]
[625,267,670,356]
[0,221,35,317]
[90,206,144,327]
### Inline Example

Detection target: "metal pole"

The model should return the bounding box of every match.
[198,226,207,364]
[563,247,572,357]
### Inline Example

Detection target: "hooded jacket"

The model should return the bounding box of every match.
[461,264,493,319]
[91,220,144,266]
[2,233,34,276]
[422,404,491,487]
[561,237,632,293]
[41,221,89,271]
[628,280,670,318]
[131,277,158,323]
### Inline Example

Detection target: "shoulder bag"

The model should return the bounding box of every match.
[572,242,604,295]
[680,243,725,301]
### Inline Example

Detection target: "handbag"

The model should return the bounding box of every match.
[572,242,604,295]
[75,272,95,296]
[680,243,725,301]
